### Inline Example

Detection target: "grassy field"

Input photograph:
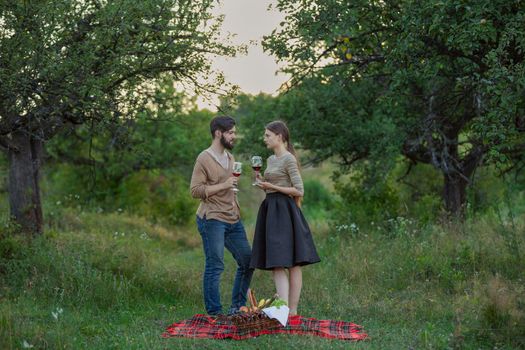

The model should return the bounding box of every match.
[1,202,524,349]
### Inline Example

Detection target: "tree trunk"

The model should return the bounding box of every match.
[443,173,468,218]
[7,131,44,235]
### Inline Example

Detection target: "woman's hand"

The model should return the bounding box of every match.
[256,181,274,190]
[257,182,303,197]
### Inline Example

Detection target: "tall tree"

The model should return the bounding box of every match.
[0,0,236,234]
[263,0,525,216]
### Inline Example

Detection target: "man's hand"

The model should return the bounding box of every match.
[223,176,238,190]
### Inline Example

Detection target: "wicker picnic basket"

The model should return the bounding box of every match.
[217,289,283,332]
[228,310,282,332]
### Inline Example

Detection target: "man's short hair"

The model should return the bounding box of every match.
[210,116,236,138]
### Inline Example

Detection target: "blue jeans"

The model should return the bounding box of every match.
[196,216,253,315]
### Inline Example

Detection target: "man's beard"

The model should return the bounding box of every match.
[220,135,234,150]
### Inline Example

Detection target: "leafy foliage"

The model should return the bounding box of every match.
[0,0,237,233]
[0,0,235,142]
[262,0,525,214]
[44,82,212,224]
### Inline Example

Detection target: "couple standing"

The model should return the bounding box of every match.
[190,116,320,316]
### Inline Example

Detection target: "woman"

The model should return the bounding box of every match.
[250,120,321,316]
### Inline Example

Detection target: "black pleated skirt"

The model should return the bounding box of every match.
[250,192,321,270]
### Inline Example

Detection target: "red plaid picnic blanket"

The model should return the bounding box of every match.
[162,314,368,341]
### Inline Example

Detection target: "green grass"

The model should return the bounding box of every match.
[1,207,524,349]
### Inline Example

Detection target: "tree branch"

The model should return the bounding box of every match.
[0,135,19,153]
[0,136,8,152]
[0,113,24,136]
[47,149,100,167]
[280,27,393,91]
[421,36,488,71]
[106,63,186,92]
[338,152,368,168]
[460,144,488,177]
[396,160,417,183]
[402,138,432,164]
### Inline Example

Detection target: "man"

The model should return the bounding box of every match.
[190,115,253,315]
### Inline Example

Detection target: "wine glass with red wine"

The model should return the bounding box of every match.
[251,156,263,186]
[232,162,242,192]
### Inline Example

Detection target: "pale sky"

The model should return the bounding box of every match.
[195,0,288,110]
